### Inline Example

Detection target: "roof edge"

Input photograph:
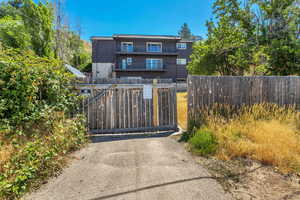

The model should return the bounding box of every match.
[113,34,181,40]
[90,36,114,40]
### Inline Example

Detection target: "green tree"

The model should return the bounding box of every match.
[0,16,31,49]
[252,0,300,75]
[21,0,55,57]
[189,0,253,75]
[0,0,55,57]
[0,0,91,68]
[188,0,300,76]
[178,23,193,40]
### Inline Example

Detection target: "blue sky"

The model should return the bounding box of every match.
[1,0,215,41]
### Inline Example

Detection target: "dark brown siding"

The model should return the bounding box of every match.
[116,55,176,70]
[178,42,193,62]
[92,40,116,63]
[176,41,194,79]
[116,65,178,81]
[92,37,194,81]
[115,38,178,53]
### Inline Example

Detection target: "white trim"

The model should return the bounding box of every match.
[146,42,162,52]
[121,41,133,46]
[176,43,187,49]
[176,58,187,65]
[121,42,134,52]
[90,36,113,40]
[114,34,181,40]
[127,57,132,65]
[146,58,163,69]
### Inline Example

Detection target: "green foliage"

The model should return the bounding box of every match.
[0,2,88,199]
[0,113,87,200]
[80,62,92,73]
[0,48,76,127]
[21,0,55,57]
[0,0,55,57]
[188,0,300,76]
[67,32,92,70]
[188,128,218,156]
[0,0,91,67]
[0,16,31,49]
[178,23,193,40]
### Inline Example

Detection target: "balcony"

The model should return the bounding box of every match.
[116,47,178,56]
[113,64,166,72]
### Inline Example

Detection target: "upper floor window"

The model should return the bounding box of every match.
[146,58,163,69]
[127,57,132,65]
[121,57,132,69]
[121,42,133,52]
[147,42,162,52]
[177,58,187,65]
[176,43,187,50]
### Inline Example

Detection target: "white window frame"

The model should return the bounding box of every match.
[146,42,162,52]
[176,43,187,50]
[127,57,132,65]
[146,58,163,69]
[177,58,187,65]
[121,42,133,52]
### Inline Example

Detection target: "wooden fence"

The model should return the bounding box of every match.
[81,84,178,134]
[188,75,300,123]
[80,78,173,84]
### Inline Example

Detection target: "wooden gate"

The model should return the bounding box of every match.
[80,84,178,134]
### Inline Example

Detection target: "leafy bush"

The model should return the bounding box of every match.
[188,128,217,156]
[0,113,87,200]
[0,48,76,127]
[0,48,87,200]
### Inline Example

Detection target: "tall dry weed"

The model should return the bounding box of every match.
[196,103,300,173]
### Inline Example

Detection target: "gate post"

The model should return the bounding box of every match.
[153,79,159,127]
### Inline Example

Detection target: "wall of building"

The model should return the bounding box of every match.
[92,39,116,63]
[115,38,178,53]
[91,37,194,81]
[116,55,177,69]
[92,63,113,78]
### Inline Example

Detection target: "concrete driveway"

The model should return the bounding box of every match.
[25,133,232,200]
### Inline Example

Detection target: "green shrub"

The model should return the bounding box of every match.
[0,113,87,200]
[0,48,87,200]
[0,48,77,128]
[188,128,217,156]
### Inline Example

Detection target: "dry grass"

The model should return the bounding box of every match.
[0,113,87,199]
[178,93,300,173]
[199,104,300,173]
[0,144,13,172]
[177,92,188,130]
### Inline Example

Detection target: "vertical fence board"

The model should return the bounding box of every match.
[188,75,300,130]
[83,84,177,133]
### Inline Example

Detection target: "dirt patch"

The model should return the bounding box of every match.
[194,156,300,200]
[171,135,300,200]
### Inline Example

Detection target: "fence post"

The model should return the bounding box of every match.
[152,79,159,127]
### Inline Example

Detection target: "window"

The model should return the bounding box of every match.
[121,58,132,69]
[121,42,133,52]
[146,58,163,69]
[176,43,187,50]
[147,42,162,52]
[177,58,187,65]
[127,57,132,65]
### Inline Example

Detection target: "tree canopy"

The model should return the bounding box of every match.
[0,0,91,69]
[188,0,300,76]
[179,23,193,40]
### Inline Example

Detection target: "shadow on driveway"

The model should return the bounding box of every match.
[89,131,176,143]
[88,165,263,200]
[88,175,216,200]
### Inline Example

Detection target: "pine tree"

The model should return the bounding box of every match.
[178,23,193,40]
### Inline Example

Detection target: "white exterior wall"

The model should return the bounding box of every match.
[92,63,113,79]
